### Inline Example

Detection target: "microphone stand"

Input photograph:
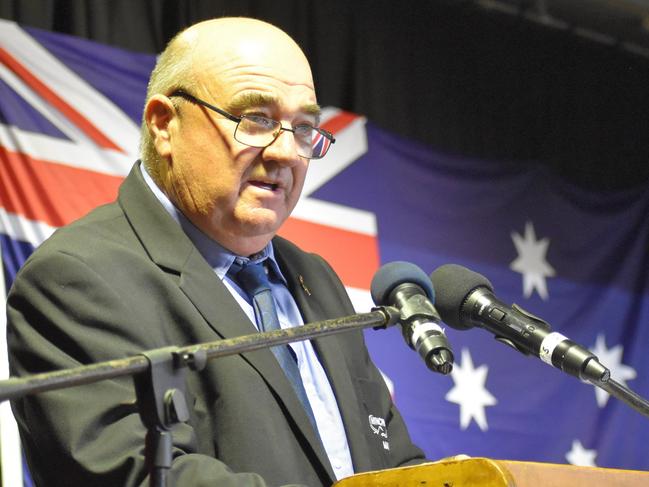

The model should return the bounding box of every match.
[0,306,400,487]
[594,378,649,420]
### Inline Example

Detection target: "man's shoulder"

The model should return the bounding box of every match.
[22,200,136,271]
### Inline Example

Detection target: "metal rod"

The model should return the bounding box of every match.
[595,377,649,419]
[0,306,400,403]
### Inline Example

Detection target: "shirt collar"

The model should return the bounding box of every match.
[139,161,286,284]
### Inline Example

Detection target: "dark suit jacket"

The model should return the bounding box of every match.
[7,162,425,487]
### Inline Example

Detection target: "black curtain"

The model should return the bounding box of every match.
[2,0,649,190]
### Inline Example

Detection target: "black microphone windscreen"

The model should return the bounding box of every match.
[429,264,494,330]
[371,261,435,305]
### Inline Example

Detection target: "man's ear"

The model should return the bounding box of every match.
[145,95,176,158]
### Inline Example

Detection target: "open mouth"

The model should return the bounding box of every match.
[250,181,279,191]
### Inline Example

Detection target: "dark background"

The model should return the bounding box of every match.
[2,0,649,190]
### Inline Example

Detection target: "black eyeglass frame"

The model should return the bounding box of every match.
[168,90,335,159]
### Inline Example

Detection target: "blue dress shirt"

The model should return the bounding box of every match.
[140,164,354,480]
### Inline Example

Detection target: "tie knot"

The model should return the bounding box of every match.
[232,262,271,297]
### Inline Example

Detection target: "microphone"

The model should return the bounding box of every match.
[371,261,453,375]
[430,264,610,384]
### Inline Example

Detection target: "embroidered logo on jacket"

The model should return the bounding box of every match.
[368,414,390,450]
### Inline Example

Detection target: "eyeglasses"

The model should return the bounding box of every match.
[168,90,335,160]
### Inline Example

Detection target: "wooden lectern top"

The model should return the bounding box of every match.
[333,457,649,487]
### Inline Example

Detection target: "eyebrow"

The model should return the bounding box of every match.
[225,92,322,124]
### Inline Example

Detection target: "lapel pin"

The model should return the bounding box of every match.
[298,274,312,296]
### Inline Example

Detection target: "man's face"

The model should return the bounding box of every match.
[157,25,318,256]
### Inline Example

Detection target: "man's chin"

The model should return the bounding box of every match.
[238,211,287,238]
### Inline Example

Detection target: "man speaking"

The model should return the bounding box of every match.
[7,17,425,486]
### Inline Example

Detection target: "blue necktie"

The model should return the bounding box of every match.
[232,262,318,431]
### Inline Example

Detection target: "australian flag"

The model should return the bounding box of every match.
[1,18,648,486]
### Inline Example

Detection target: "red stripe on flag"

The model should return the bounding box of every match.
[278,217,379,289]
[0,147,123,227]
[0,47,123,152]
[321,111,360,135]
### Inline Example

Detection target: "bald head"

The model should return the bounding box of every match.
[180,18,314,103]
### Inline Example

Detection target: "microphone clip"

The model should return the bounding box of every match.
[397,291,454,375]
[371,305,402,330]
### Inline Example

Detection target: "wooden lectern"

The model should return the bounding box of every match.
[333,457,649,486]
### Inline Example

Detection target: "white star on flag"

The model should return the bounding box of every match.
[566,440,597,467]
[510,221,556,300]
[445,348,497,431]
[591,334,637,408]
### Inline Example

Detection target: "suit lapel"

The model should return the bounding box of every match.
[275,240,374,474]
[119,163,331,477]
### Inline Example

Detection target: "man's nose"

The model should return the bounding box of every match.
[262,127,302,166]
